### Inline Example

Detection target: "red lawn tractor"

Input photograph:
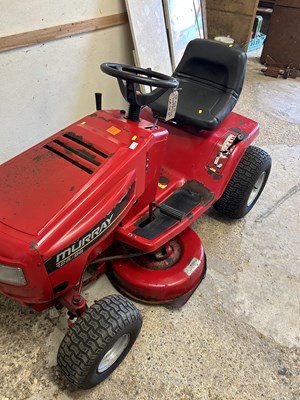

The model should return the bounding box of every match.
[0,40,271,389]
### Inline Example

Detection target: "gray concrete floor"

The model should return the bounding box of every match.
[1,55,300,400]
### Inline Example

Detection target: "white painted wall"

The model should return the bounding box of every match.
[0,0,134,163]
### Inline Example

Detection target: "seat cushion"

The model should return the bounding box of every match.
[176,39,247,93]
[149,39,247,131]
[149,77,237,130]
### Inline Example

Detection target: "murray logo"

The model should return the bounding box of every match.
[45,183,134,274]
[55,213,114,267]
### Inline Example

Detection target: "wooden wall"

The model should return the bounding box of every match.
[261,0,300,68]
[206,0,259,49]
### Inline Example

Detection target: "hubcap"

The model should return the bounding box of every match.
[247,171,266,207]
[97,334,130,373]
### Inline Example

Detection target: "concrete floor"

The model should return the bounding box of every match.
[1,55,300,400]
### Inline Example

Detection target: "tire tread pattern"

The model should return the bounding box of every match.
[213,146,271,219]
[57,294,142,388]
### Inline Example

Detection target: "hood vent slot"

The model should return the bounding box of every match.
[43,131,110,174]
[43,145,94,174]
[63,132,109,159]
[52,139,101,166]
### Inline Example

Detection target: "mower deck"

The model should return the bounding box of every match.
[109,227,206,305]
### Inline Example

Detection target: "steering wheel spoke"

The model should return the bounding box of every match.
[100,63,178,121]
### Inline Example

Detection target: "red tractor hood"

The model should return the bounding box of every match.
[0,140,98,236]
[0,111,165,237]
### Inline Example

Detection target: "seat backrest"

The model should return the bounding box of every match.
[174,39,247,96]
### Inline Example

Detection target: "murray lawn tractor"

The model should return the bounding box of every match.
[0,39,271,389]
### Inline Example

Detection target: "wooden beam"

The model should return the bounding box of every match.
[0,12,128,53]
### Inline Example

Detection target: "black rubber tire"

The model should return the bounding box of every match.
[213,146,271,219]
[57,295,142,389]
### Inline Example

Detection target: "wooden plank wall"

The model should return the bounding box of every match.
[0,12,128,53]
[206,0,259,49]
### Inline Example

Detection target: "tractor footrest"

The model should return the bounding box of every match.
[133,184,202,240]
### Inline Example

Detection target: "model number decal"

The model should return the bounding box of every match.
[45,185,133,274]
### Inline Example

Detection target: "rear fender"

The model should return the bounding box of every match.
[207,127,259,201]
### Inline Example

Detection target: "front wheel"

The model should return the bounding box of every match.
[213,146,271,219]
[57,295,142,389]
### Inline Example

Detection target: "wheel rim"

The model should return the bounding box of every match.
[247,171,266,207]
[97,333,130,373]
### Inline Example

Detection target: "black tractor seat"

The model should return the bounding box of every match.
[149,39,247,131]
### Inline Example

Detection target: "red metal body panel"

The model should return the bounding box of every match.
[0,107,259,309]
[0,110,168,308]
[115,108,259,251]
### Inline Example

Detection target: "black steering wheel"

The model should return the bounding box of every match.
[100,63,178,121]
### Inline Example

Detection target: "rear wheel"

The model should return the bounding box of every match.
[57,294,142,389]
[213,146,271,219]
